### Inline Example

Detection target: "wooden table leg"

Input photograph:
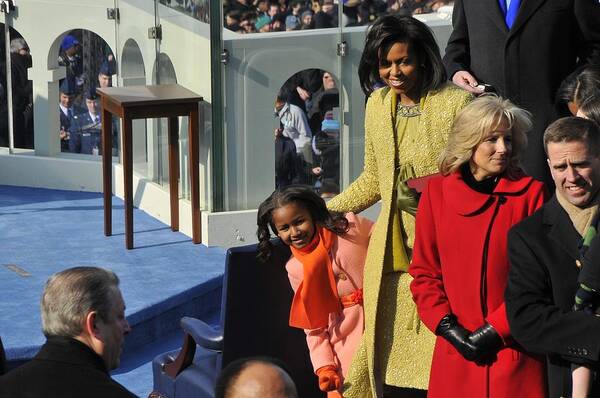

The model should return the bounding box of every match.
[168,117,179,232]
[122,116,134,249]
[188,108,201,244]
[102,108,112,236]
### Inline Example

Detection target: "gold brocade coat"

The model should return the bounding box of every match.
[327,83,472,397]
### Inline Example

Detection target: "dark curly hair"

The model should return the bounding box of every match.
[256,185,349,262]
[574,64,600,107]
[358,14,446,96]
[579,95,600,127]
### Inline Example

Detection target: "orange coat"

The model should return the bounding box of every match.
[409,172,547,398]
[286,213,372,379]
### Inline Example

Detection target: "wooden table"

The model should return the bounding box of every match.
[97,84,203,249]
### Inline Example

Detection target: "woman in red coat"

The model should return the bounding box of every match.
[409,96,548,398]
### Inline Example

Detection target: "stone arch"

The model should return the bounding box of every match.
[152,52,177,85]
[121,39,145,86]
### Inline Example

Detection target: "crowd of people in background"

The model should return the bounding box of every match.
[224,0,452,33]
[160,0,211,24]
[155,0,451,33]
[57,31,117,156]
[274,68,341,197]
[0,28,117,155]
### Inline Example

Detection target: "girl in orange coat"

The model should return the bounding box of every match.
[409,96,548,397]
[257,185,373,397]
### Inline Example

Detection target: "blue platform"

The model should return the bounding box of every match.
[0,185,226,396]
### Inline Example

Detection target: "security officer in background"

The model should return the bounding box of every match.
[58,35,85,99]
[70,87,102,155]
[97,57,115,89]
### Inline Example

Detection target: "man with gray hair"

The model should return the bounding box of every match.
[506,117,600,396]
[0,266,135,397]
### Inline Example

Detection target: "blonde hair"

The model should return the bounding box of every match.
[439,95,531,178]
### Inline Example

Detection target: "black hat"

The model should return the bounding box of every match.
[59,78,76,95]
[84,86,99,101]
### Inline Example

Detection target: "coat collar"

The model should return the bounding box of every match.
[277,102,290,118]
[486,0,509,35]
[442,170,534,215]
[37,336,109,374]
[543,195,582,260]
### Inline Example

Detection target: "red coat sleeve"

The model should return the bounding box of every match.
[409,180,452,332]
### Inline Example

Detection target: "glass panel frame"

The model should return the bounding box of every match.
[218,11,345,211]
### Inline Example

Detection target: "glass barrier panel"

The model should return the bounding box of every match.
[221,26,343,210]
[154,0,212,207]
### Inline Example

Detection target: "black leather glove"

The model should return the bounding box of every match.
[468,323,503,357]
[436,314,479,361]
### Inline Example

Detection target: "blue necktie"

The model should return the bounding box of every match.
[498,0,520,29]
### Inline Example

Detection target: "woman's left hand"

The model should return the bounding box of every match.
[468,323,503,363]
[396,180,420,216]
[396,166,420,216]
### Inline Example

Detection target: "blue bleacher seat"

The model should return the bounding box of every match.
[150,241,324,398]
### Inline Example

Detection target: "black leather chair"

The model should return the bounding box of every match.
[0,335,6,376]
[151,241,324,398]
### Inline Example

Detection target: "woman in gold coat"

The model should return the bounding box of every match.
[327,15,472,397]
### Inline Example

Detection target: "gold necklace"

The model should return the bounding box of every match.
[396,102,421,117]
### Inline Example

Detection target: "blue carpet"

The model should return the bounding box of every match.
[0,184,227,395]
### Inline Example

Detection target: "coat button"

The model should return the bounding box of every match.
[338,273,347,281]
[576,259,582,268]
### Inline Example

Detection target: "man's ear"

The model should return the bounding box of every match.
[84,311,100,339]
[547,158,551,171]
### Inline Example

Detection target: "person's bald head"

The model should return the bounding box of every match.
[215,357,298,398]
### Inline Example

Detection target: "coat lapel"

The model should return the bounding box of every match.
[544,196,581,261]
[487,0,509,35]
[508,0,546,39]
[378,89,396,198]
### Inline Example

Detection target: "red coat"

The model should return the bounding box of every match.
[409,172,547,398]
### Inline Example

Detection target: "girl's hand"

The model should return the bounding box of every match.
[316,365,341,392]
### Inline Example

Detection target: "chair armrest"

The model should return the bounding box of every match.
[163,317,223,378]
[181,316,223,351]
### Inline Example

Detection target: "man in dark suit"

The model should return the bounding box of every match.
[0,267,135,398]
[506,117,600,397]
[443,0,600,187]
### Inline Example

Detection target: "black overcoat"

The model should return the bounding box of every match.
[506,196,600,397]
[0,336,136,398]
[443,0,600,185]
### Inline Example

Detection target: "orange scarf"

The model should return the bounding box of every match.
[289,227,341,329]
